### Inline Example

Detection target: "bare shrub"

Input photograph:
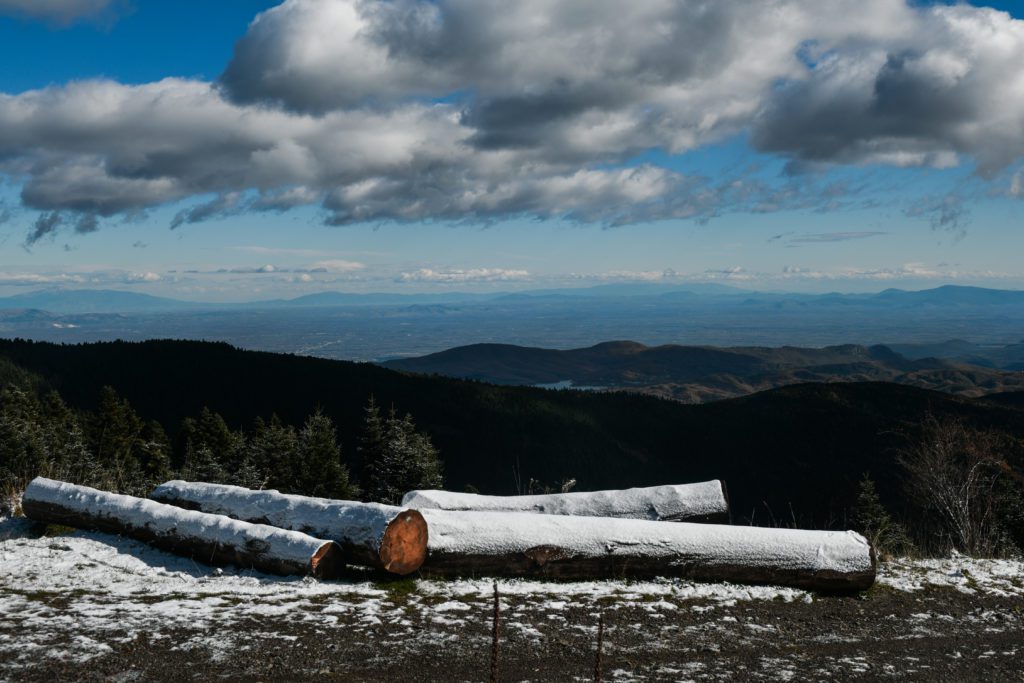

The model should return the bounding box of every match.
[899,415,1016,557]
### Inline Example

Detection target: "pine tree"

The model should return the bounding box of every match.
[357,395,386,493]
[297,410,358,499]
[361,401,443,504]
[853,473,910,559]
[37,390,95,487]
[247,415,299,491]
[177,408,241,485]
[85,386,146,492]
[136,420,172,484]
[0,386,48,494]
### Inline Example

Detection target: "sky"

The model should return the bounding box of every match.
[1,0,1024,301]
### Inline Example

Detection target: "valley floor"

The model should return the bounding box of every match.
[0,517,1022,682]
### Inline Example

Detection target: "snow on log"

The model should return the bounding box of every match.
[417,509,876,591]
[150,480,428,575]
[21,478,343,579]
[402,480,730,522]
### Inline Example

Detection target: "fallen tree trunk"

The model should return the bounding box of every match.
[402,480,730,522]
[22,477,343,579]
[150,480,428,575]
[417,509,876,591]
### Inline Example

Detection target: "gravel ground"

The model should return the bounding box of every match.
[1,519,1022,682]
[3,583,1022,682]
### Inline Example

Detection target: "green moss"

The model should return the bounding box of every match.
[373,577,419,599]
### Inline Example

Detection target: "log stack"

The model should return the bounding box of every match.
[20,476,877,591]
[22,477,344,579]
[153,481,875,591]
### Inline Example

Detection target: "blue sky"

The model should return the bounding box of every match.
[1,0,1023,300]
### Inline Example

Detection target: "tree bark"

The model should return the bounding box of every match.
[151,480,428,575]
[22,478,343,579]
[402,480,730,522]
[417,509,876,591]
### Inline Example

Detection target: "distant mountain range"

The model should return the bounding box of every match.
[384,340,1024,402]
[2,284,1024,362]
[0,288,496,314]
[0,289,201,314]
[3,283,1024,315]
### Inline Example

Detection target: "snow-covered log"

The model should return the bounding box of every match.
[21,478,343,579]
[402,480,730,522]
[150,480,428,575]
[417,509,876,591]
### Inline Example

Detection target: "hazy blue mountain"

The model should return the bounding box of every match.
[871,285,1024,306]
[494,282,748,300]
[3,285,1024,363]
[276,291,496,307]
[0,289,202,314]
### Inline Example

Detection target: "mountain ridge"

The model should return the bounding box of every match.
[383,340,1024,402]
[4,283,1024,315]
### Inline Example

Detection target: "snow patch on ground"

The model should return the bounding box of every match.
[878,556,1024,597]
[1,516,1022,674]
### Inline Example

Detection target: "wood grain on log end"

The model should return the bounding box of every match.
[379,509,429,575]
[310,541,345,580]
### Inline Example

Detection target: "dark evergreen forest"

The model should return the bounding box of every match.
[2,338,1022,554]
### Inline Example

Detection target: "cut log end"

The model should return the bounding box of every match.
[378,509,429,575]
[310,541,345,580]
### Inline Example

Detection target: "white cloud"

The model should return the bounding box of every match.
[0,268,167,287]
[575,269,681,282]
[1,1,1024,239]
[776,262,1017,282]
[124,271,161,283]
[307,259,366,273]
[398,267,530,283]
[0,271,86,286]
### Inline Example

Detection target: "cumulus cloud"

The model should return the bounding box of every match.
[754,5,1024,173]
[2,0,1024,238]
[398,268,530,283]
[0,271,86,286]
[0,0,126,26]
[124,271,160,282]
[307,259,366,273]
[780,263,954,281]
[577,269,682,282]
[0,268,162,287]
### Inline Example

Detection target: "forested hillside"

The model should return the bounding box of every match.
[2,339,1023,543]
[382,340,1024,401]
